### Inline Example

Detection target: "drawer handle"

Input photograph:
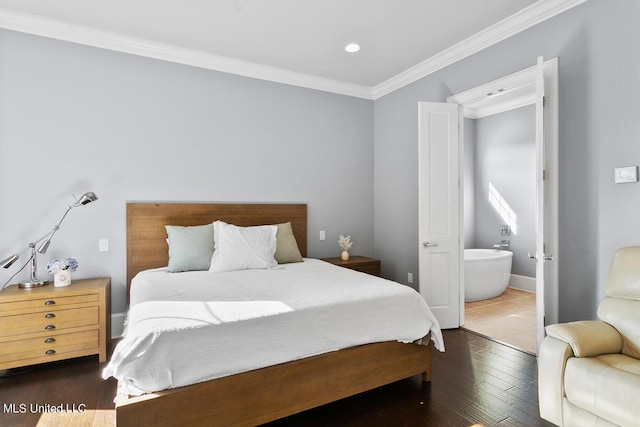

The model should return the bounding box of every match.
[44,300,56,306]
[45,349,56,355]
[45,313,56,319]
[44,324,56,330]
[44,337,56,343]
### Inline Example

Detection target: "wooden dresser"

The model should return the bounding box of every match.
[0,277,110,370]
[321,256,381,277]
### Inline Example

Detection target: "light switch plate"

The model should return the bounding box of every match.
[614,166,638,184]
[99,239,109,252]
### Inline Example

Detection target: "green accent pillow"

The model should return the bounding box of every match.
[165,223,214,272]
[274,222,303,264]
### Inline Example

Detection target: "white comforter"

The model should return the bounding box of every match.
[102,258,444,396]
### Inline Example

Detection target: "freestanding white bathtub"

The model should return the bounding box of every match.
[464,249,513,302]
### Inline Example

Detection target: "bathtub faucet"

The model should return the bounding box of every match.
[493,240,510,249]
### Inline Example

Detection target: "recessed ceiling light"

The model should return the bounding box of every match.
[344,43,360,53]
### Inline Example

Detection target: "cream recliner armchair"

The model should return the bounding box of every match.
[538,246,640,427]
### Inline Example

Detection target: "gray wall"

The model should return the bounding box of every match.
[463,118,476,248]
[2,0,640,324]
[472,106,536,278]
[373,0,640,322]
[0,30,374,314]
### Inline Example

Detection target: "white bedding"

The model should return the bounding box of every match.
[102,258,444,396]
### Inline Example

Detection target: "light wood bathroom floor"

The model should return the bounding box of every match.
[462,288,537,354]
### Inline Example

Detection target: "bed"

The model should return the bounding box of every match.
[108,202,443,427]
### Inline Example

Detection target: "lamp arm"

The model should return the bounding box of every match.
[54,205,74,230]
[37,205,74,253]
[3,203,77,261]
[2,232,49,264]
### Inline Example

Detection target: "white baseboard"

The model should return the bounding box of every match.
[111,312,126,339]
[508,274,536,293]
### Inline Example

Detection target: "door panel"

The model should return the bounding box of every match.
[534,56,547,349]
[418,102,461,329]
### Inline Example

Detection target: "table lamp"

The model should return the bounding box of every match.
[1,191,98,289]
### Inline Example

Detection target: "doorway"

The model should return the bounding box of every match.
[460,105,538,353]
[419,57,558,353]
[451,57,558,352]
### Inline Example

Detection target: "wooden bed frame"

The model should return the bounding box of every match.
[116,202,432,427]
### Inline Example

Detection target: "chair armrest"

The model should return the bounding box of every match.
[545,320,623,357]
[538,336,574,427]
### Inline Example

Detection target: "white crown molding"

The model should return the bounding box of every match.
[0,0,586,101]
[0,8,374,99]
[371,0,588,99]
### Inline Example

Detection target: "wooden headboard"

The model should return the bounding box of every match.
[126,202,307,298]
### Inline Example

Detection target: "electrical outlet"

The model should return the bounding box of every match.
[319,230,326,241]
[407,272,413,284]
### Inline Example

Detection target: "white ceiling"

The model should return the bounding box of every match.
[0,0,586,99]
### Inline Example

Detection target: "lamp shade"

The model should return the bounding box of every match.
[75,191,98,206]
[37,239,51,254]
[1,254,19,269]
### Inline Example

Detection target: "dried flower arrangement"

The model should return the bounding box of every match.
[338,235,353,251]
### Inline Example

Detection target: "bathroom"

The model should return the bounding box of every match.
[462,103,537,354]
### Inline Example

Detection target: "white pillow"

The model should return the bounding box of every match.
[209,221,278,272]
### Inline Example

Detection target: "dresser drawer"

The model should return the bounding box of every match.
[0,329,99,364]
[0,306,99,338]
[0,293,99,314]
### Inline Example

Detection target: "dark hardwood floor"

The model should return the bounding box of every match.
[0,329,553,427]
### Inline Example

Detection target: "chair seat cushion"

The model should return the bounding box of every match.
[565,354,640,427]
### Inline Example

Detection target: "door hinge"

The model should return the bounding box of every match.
[543,96,547,107]
[543,169,546,180]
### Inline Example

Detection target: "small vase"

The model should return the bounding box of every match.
[341,250,350,261]
[54,270,72,287]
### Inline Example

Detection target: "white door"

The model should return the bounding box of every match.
[418,102,462,329]
[532,56,550,348]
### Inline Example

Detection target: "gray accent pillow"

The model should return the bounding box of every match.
[274,222,303,264]
[165,223,214,272]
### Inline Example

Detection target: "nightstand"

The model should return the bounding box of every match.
[321,256,381,277]
[0,277,111,370]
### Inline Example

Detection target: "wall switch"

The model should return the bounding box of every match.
[614,166,638,183]
[407,272,413,284]
[99,239,109,252]
[319,230,326,241]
